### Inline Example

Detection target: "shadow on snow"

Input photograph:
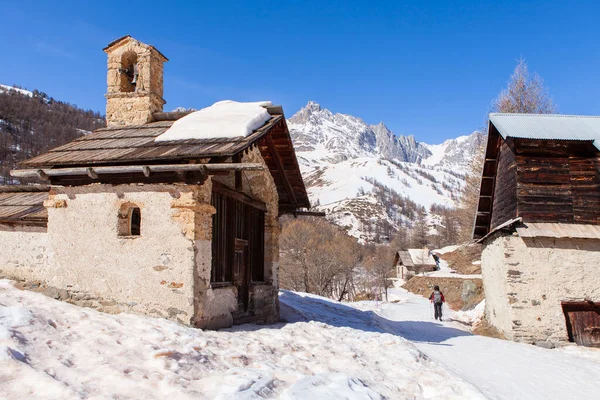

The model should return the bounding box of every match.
[230,291,472,345]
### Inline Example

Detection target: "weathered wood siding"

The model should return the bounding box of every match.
[515,139,600,224]
[490,139,517,230]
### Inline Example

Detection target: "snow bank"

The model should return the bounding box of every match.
[0,279,486,399]
[452,300,485,326]
[155,100,272,142]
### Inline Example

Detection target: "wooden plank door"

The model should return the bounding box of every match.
[234,239,250,313]
[562,302,600,347]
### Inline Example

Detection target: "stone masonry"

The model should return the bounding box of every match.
[104,36,167,127]
[482,231,600,344]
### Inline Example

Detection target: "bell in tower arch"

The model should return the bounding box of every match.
[104,35,168,126]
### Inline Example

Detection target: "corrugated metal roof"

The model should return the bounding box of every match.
[516,223,600,239]
[489,113,600,150]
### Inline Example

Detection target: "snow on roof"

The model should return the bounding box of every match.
[155,100,272,142]
[407,249,437,266]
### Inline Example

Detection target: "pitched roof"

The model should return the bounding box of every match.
[490,113,600,150]
[21,116,282,167]
[18,108,310,211]
[103,35,169,62]
[396,249,437,268]
[396,251,414,267]
[0,186,49,226]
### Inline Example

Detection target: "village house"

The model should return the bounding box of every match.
[0,35,311,329]
[474,113,600,347]
[393,249,438,280]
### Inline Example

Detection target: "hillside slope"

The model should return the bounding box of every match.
[0,85,105,184]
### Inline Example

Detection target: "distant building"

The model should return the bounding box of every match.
[393,249,437,280]
[474,113,600,347]
[0,36,311,329]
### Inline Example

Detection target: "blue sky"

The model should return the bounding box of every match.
[1,0,599,143]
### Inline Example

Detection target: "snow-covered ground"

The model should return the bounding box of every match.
[2,280,600,399]
[0,84,33,97]
[0,280,482,399]
[425,257,482,279]
[355,288,600,400]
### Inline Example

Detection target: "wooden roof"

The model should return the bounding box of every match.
[18,109,310,211]
[0,186,49,226]
[22,117,282,167]
[395,251,415,267]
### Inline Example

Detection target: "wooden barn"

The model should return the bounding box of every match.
[475,113,600,347]
[0,36,310,329]
[393,249,437,280]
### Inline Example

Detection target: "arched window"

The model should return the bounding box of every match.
[119,51,138,93]
[118,203,141,236]
[130,207,141,235]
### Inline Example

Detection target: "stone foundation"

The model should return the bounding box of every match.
[482,232,600,344]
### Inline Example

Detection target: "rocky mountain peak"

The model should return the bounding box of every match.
[285,101,485,241]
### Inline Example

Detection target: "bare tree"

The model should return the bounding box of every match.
[365,245,395,301]
[279,218,362,300]
[456,145,484,242]
[493,57,556,114]
[410,207,429,248]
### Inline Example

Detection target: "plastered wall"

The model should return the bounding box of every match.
[0,224,50,282]
[44,184,198,324]
[482,232,600,344]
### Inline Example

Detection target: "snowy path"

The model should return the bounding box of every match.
[283,289,600,400]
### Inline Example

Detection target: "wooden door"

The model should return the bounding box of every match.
[562,302,600,347]
[234,239,250,313]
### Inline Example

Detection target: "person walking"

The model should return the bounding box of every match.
[429,285,445,321]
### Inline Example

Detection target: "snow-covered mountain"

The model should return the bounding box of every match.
[287,101,485,241]
[0,84,34,97]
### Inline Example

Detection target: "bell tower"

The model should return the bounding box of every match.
[104,35,168,127]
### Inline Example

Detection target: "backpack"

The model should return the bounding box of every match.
[433,291,443,303]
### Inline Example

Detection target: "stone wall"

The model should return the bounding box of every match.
[105,37,166,127]
[482,232,600,344]
[1,148,281,329]
[43,184,199,324]
[0,224,49,282]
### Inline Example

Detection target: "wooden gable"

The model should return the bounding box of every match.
[474,119,600,239]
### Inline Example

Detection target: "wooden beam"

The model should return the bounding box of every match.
[212,181,267,212]
[86,167,98,179]
[36,170,48,180]
[0,185,50,193]
[265,134,297,204]
[11,163,262,179]
[291,211,326,217]
[233,154,242,190]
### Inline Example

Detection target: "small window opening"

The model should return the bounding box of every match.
[130,207,141,236]
[118,203,141,237]
[119,51,138,93]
